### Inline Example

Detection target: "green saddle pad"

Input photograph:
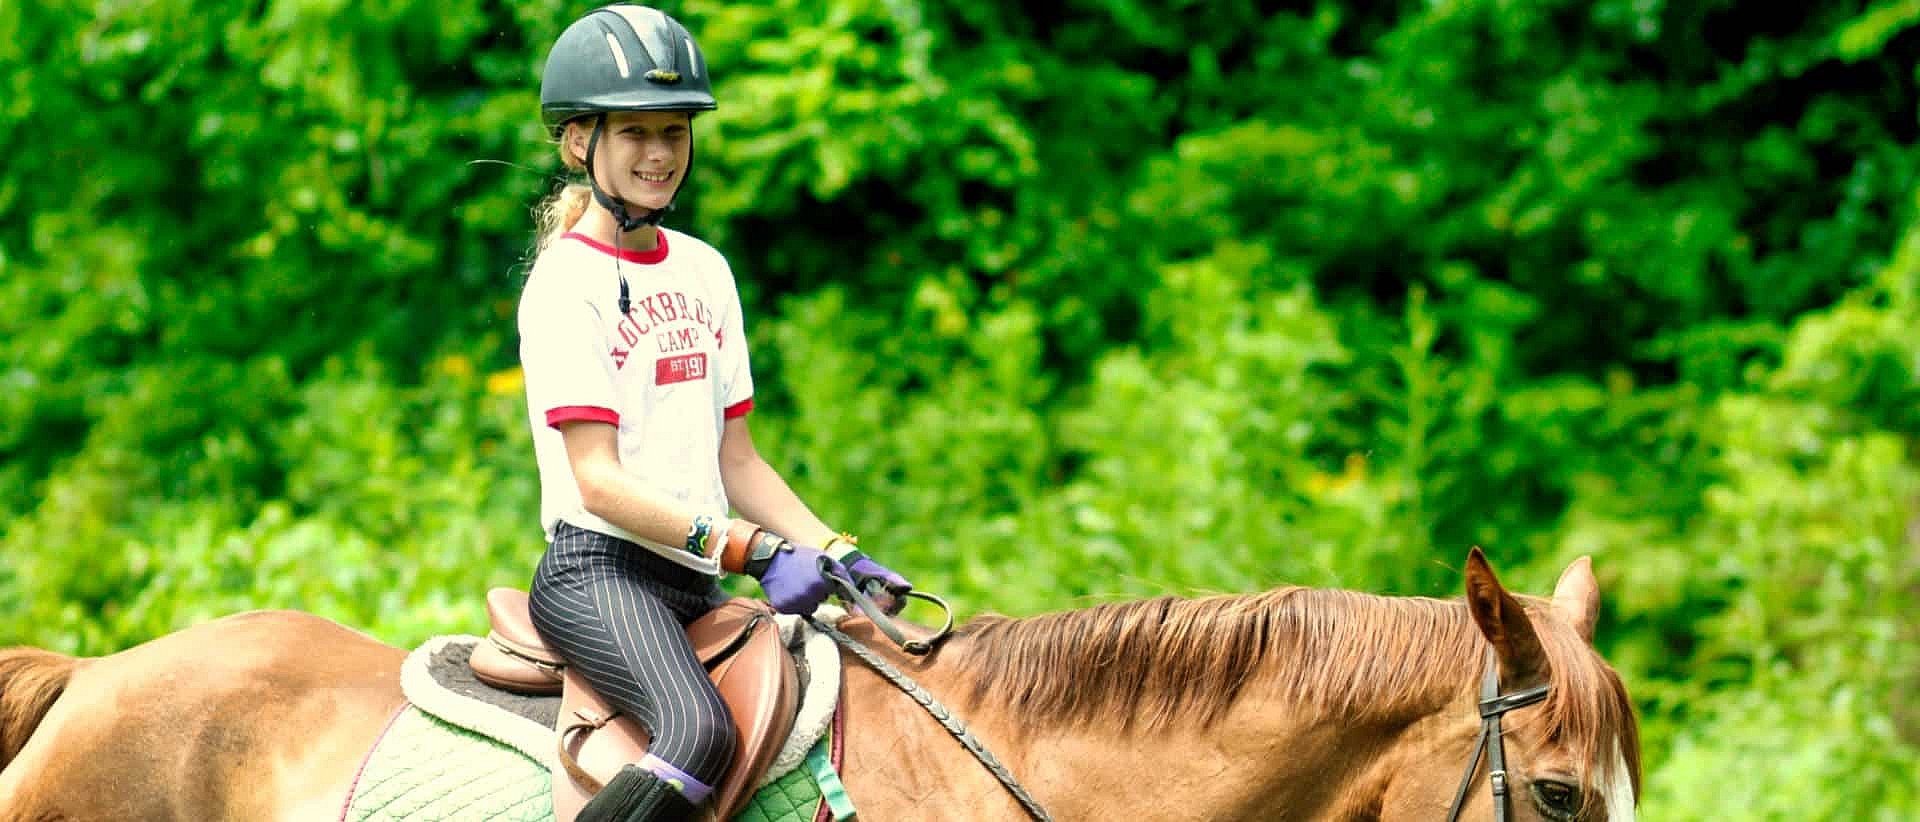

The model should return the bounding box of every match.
[736,757,823,822]
[345,706,552,821]
[344,705,843,822]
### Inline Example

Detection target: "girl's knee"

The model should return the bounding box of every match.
[666,710,737,780]
[695,710,738,761]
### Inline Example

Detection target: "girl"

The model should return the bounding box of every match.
[518,6,912,820]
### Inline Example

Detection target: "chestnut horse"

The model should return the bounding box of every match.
[0,550,1639,820]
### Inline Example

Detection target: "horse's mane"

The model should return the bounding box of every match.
[952,586,1640,794]
[1527,604,1644,798]
[953,587,1478,729]
[0,647,77,769]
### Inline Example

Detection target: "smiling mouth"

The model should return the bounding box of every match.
[635,170,673,183]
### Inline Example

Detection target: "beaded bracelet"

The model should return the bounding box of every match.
[685,514,717,556]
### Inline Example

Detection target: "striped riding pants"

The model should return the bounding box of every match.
[527,521,737,784]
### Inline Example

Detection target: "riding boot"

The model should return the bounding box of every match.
[576,764,700,822]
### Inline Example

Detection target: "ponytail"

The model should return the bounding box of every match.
[534,131,592,253]
[535,183,592,253]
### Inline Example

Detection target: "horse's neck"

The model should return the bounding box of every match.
[838,617,1475,821]
[967,696,1430,820]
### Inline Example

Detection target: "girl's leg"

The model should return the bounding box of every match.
[529,524,737,793]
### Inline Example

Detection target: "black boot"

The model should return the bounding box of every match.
[575,764,700,822]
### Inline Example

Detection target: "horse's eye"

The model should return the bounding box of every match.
[1530,779,1579,820]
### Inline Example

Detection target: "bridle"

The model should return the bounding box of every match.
[1446,650,1552,822]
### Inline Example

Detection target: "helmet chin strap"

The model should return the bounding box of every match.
[583,114,670,233]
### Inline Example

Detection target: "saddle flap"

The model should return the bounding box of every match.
[689,597,771,664]
[552,597,799,822]
[703,599,800,820]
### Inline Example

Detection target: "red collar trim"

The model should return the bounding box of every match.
[564,229,669,264]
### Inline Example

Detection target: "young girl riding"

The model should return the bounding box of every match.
[519,6,911,820]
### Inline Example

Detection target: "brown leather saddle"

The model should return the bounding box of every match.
[467,588,798,822]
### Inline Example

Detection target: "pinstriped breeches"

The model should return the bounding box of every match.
[527,521,738,783]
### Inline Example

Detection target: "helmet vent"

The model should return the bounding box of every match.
[685,37,702,78]
[603,32,632,78]
[609,5,677,73]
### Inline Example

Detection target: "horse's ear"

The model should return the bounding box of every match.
[1464,547,1550,686]
[1552,556,1600,643]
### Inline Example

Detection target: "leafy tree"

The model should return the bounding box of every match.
[4,0,1918,814]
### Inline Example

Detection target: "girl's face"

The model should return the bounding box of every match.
[569,110,693,213]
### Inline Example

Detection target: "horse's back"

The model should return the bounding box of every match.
[1,610,407,822]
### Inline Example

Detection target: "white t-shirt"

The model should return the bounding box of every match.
[518,227,754,575]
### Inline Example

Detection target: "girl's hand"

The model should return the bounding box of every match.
[843,553,913,615]
[751,537,850,616]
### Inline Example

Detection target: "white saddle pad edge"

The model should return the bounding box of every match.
[399,634,562,771]
[761,604,847,787]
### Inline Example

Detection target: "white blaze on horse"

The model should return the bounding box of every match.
[0,549,1638,820]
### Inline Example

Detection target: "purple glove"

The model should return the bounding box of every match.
[843,552,913,615]
[752,539,849,616]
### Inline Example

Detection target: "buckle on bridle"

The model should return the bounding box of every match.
[1445,651,1551,822]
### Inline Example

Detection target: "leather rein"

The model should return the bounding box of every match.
[1445,650,1552,822]
[810,571,1054,821]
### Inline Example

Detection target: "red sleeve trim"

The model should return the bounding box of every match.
[546,406,620,428]
[724,398,754,419]
[563,230,669,264]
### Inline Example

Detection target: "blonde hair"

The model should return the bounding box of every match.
[534,126,592,253]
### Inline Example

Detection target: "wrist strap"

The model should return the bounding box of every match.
[721,519,762,575]
[742,530,791,580]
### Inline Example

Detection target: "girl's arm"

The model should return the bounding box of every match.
[564,416,850,614]
[717,416,837,545]
[718,414,915,613]
[559,420,704,547]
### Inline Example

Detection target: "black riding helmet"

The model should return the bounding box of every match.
[540,4,716,232]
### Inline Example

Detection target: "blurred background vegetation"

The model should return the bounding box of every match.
[3,0,1918,816]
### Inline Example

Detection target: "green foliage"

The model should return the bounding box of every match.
[5,0,1920,814]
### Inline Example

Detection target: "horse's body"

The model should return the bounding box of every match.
[1,552,1639,821]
